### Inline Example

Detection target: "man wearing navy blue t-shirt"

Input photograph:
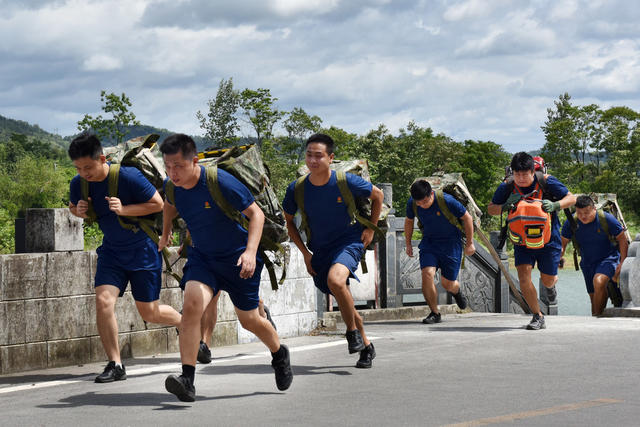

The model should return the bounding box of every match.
[488,152,576,330]
[282,133,384,369]
[157,134,292,402]
[404,179,475,324]
[560,195,628,316]
[68,134,182,384]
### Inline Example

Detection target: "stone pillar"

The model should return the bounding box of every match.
[378,182,393,213]
[620,233,640,307]
[25,208,84,252]
[379,215,402,308]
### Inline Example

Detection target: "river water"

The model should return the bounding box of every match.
[532,268,593,316]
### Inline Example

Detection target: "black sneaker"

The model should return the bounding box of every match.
[345,329,365,354]
[356,343,376,369]
[95,361,126,383]
[264,305,277,331]
[422,312,441,324]
[545,285,557,305]
[197,341,212,364]
[450,289,468,310]
[526,313,546,330]
[271,345,293,391]
[165,374,196,402]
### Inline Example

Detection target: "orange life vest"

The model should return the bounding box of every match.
[506,180,551,249]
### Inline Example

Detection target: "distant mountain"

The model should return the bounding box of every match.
[1,113,254,154]
[0,114,68,149]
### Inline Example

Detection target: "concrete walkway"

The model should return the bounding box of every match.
[1,312,638,426]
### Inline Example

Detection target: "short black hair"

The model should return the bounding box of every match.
[410,179,432,201]
[510,152,535,172]
[306,133,334,155]
[576,195,595,209]
[160,133,197,159]
[68,133,103,160]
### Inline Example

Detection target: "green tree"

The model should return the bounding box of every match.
[197,77,241,148]
[239,88,285,146]
[77,91,140,145]
[280,107,322,163]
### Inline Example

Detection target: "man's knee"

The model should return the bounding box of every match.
[95,291,116,314]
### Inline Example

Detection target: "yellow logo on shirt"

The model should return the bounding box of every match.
[436,212,441,216]
[204,201,211,209]
[337,196,343,203]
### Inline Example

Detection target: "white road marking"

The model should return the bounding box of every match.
[0,336,380,395]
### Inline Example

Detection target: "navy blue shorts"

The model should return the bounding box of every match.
[514,245,562,276]
[311,242,364,295]
[95,261,161,303]
[419,248,462,281]
[181,248,263,311]
[581,255,619,294]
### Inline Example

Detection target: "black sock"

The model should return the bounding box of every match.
[182,364,195,383]
[271,345,285,360]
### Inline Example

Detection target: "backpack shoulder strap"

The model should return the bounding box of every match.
[335,170,384,236]
[205,165,249,229]
[294,174,311,243]
[80,177,97,223]
[412,199,423,231]
[335,170,358,225]
[107,163,120,198]
[435,190,463,232]
[598,210,617,246]
[165,179,176,206]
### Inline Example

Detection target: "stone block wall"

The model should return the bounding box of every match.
[0,243,320,374]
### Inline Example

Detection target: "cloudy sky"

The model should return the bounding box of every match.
[1,0,639,152]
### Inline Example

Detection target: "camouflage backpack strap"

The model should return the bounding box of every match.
[412,200,423,231]
[570,213,581,270]
[165,179,176,206]
[335,170,384,238]
[598,209,617,246]
[206,165,285,290]
[80,178,97,223]
[294,174,312,244]
[435,190,467,268]
[435,190,463,232]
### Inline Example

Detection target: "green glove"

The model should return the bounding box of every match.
[502,193,522,212]
[541,200,561,212]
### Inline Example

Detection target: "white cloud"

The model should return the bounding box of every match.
[82,54,123,71]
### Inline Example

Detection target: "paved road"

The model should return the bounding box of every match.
[1,313,639,426]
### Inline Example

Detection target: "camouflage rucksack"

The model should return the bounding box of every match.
[411,172,482,230]
[166,145,290,290]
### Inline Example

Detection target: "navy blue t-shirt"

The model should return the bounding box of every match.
[406,192,466,253]
[561,212,623,265]
[282,170,372,253]
[166,166,254,259]
[70,165,157,250]
[492,174,568,249]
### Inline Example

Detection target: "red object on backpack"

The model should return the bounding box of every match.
[533,156,547,173]
[506,180,551,249]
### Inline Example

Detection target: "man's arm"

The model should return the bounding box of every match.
[361,185,384,247]
[284,212,316,276]
[404,217,414,257]
[237,202,265,279]
[158,200,179,252]
[69,200,89,219]
[614,232,629,281]
[105,190,163,217]
[460,212,476,256]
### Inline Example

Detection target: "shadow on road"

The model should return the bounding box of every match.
[198,363,354,377]
[37,390,283,409]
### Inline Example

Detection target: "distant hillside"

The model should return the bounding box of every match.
[0,114,68,149]
[2,113,254,154]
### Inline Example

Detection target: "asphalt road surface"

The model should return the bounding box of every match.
[1,313,639,426]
